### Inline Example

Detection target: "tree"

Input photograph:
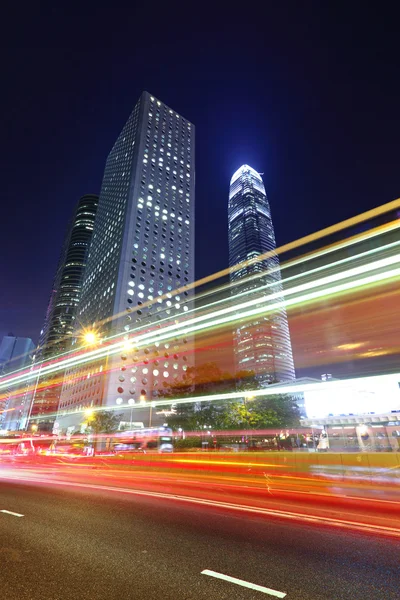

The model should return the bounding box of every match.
[219,394,300,430]
[164,364,300,431]
[85,411,121,434]
[164,362,233,430]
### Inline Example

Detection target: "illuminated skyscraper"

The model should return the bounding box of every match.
[0,335,35,431]
[228,165,295,383]
[28,194,99,430]
[58,92,195,432]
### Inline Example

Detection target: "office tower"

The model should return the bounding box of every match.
[0,335,35,374]
[228,165,295,383]
[0,335,35,430]
[58,91,195,432]
[28,194,99,431]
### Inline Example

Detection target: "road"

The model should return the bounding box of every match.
[0,470,399,599]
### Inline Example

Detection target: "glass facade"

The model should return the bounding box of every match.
[228,165,295,383]
[29,194,99,430]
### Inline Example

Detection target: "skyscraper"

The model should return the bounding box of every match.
[58,91,195,432]
[28,194,99,430]
[228,164,295,383]
[0,335,35,430]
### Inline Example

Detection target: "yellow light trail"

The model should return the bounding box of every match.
[2,203,400,402]
[9,200,399,372]
[2,251,400,401]
[5,222,400,389]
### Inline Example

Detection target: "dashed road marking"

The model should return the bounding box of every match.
[0,509,24,517]
[202,569,286,597]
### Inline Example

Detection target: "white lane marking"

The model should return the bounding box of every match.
[0,509,24,517]
[202,569,286,598]
[1,473,400,538]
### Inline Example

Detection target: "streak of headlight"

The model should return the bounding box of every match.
[2,251,400,398]
[131,252,400,347]
[4,214,399,382]
[190,219,400,307]
[151,236,400,329]
[13,202,400,370]
[15,228,400,380]
[16,370,400,421]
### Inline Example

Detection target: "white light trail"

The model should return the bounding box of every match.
[1,251,400,394]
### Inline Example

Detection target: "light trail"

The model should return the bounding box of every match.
[136,227,400,330]
[2,249,400,399]
[1,473,400,539]
[5,201,399,376]
[189,218,400,310]
[29,369,400,422]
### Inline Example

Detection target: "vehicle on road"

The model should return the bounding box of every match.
[112,426,174,454]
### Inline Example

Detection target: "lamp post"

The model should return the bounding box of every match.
[244,394,254,447]
[128,398,135,429]
[149,402,155,428]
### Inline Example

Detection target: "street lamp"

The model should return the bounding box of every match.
[128,398,135,429]
[81,330,99,347]
[243,394,255,448]
[149,402,156,428]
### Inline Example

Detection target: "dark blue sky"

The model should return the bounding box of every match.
[1,5,399,343]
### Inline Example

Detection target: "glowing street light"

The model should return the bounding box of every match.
[82,330,99,346]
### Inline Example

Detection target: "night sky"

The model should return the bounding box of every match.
[1,5,399,344]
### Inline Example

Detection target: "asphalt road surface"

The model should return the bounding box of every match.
[0,476,399,600]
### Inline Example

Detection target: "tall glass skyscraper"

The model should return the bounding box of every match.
[38,194,99,359]
[0,335,35,431]
[58,92,195,432]
[228,165,295,383]
[29,194,99,431]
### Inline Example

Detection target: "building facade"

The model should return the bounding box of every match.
[0,335,35,430]
[58,91,195,432]
[228,165,295,383]
[29,194,99,430]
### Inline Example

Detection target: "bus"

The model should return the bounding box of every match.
[112,427,174,454]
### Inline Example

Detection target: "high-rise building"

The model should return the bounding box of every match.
[28,194,99,430]
[228,164,295,383]
[0,335,35,374]
[0,335,35,430]
[58,91,195,432]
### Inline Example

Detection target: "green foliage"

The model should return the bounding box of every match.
[86,410,120,434]
[174,437,202,450]
[218,395,300,430]
[167,400,224,430]
[164,362,300,431]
